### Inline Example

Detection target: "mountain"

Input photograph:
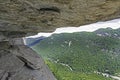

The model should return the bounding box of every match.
[95,28,120,38]
[25,36,46,47]
[26,28,120,80]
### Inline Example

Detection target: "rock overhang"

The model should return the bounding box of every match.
[0,0,120,37]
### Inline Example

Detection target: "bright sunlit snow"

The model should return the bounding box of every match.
[27,19,120,38]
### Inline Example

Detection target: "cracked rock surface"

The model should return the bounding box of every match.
[0,38,56,80]
[0,0,120,34]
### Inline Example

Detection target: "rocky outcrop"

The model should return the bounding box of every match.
[0,0,120,33]
[0,38,56,80]
[0,0,120,80]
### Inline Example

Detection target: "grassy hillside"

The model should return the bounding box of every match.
[27,28,120,80]
[45,60,112,80]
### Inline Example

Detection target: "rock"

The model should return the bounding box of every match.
[0,70,5,79]
[9,38,25,46]
[0,41,10,50]
[1,72,9,80]
[9,66,56,80]
[0,37,56,80]
[0,53,24,72]
[14,46,45,70]
[0,39,56,80]
[0,0,120,37]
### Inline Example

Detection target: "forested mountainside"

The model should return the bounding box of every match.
[95,28,120,38]
[26,28,120,80]
[26,36,46,46]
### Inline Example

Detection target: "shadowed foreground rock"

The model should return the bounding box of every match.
[0,38,56,80]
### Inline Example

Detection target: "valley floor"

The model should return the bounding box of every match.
[45,59,113,80]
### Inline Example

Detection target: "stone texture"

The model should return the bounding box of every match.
[0,39,56,80]
[9,65,56,80]
[0,0,120,37]
[0,53,24,72]
[1,72,9,80]
[13,45,45,70]
[0,70,6,79]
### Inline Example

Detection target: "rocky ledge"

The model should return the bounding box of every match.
[0,0,120,33]
[0,38,56,80]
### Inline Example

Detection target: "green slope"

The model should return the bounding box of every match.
[45,59,112,80]
[30,28,120,80]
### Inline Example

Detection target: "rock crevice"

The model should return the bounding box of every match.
[0,38,56,80]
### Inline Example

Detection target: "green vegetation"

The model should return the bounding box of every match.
[27,28,120,80]
[45,59,112,80]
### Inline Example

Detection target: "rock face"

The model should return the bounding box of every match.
[0,0,120,34]
[0,0,120,80]
[0,38,56,80]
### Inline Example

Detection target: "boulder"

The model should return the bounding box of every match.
[0,39,56,80]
